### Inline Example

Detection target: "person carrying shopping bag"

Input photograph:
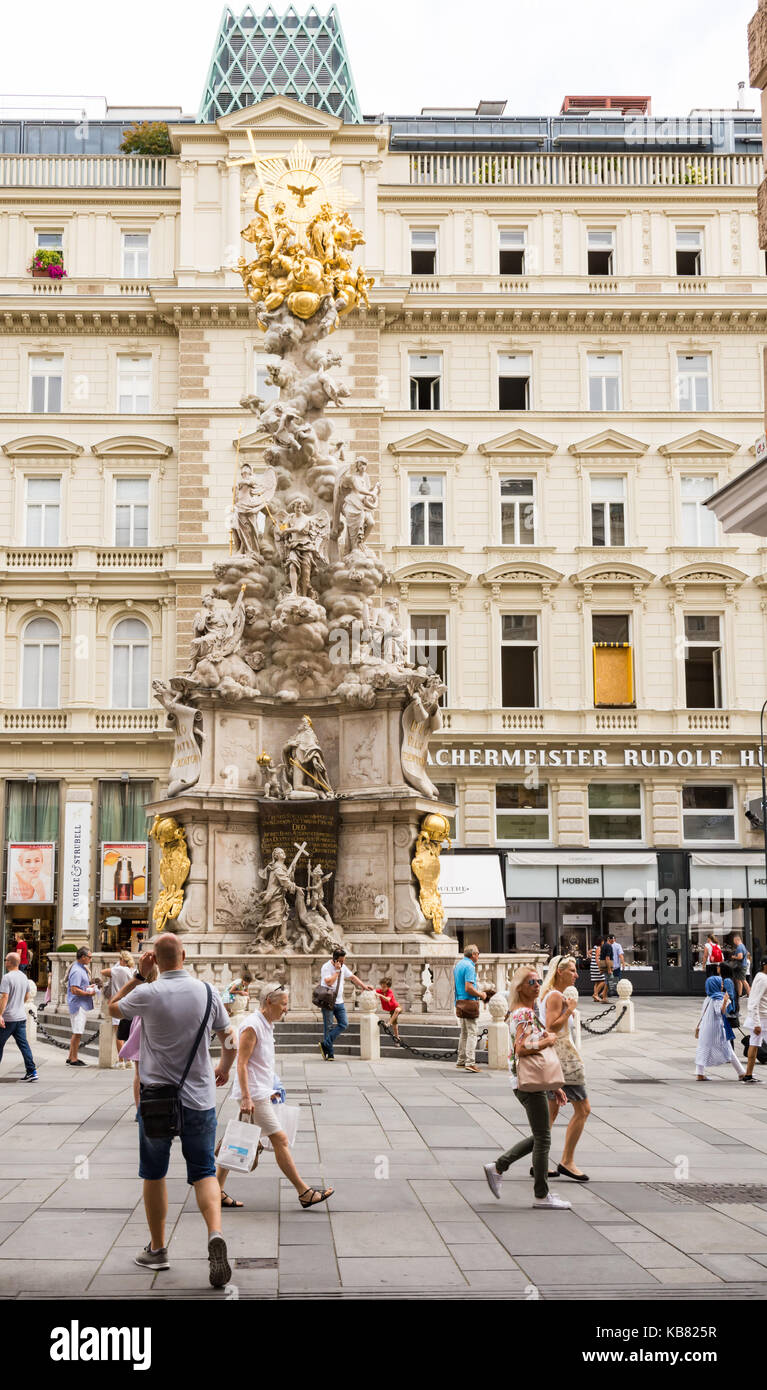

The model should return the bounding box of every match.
[483,965,572,1210]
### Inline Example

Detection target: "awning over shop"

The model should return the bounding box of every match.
[506,851,658,899]
[690,852,764,899]
[439,854,506,919]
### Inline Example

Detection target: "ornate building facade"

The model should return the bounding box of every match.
[1,79,766,991]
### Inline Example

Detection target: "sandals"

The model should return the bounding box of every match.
[298,1187,334,1209]
[220,1192,244,1209]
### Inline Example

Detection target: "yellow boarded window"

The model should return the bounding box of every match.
[593,643,633,706]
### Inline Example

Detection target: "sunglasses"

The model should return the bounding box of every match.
[527,978,541,987]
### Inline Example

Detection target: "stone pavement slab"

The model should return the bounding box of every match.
[1,996,766,1300]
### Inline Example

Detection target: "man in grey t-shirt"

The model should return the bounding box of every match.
[0,952,37,1081]
[109,933,235,1288]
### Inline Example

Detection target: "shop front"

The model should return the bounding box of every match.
[95,781,153,953]
[2,780,60,986]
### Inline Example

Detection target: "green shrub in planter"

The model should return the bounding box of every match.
[120,121,173,156]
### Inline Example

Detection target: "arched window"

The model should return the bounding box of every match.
[22,617,60,708]
[111,617,150,708]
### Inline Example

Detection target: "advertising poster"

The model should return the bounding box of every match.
[61,801,92,935]
[6,842,55,905]
[100,842,148,904]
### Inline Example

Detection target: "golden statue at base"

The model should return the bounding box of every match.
[411,812,452,935]
[230,138,374,323]
[149,814,191,934]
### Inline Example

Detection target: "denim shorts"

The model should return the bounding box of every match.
[138,1105,217,1185]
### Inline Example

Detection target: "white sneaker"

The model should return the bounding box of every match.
[483,1162,503,1199]
[532,1192,572,1210]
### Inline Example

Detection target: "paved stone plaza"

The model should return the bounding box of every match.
[1,997,767,1300]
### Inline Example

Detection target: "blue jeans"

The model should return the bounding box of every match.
[138,1105,217,1185]
[322,1002,348,1056]
[0,1018,35,1074]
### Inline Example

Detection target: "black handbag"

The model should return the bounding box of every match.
[139,983,213,1139]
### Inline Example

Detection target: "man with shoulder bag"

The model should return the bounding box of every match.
[314,948,373,1060]
[109,932,236,1288]
[454,944,487,1073]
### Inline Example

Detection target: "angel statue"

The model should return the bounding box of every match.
[275,495,329,600]
[331,456,380,556]
[228,462,277,557]
[187,586,261,696]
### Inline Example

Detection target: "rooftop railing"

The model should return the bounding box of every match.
[0,155,172,188]
[409,152,762,187]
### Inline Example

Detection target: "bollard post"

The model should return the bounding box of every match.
[358,990,381,1061]
[615,978,636,1033]
[98,1015,116,1068]
[487,992,510,1070]
[563,985,581,1050]
[24,980,38,1047]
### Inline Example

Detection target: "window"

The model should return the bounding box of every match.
[409,474,444,545]
[4,780,59,841]
[409,614,447,701]
[254,350,280,403]
[434,782,458,840]
[410,228,437,275]
[21,617,60,708]
[115,478,149,547]
[677,353,711,412]
[500,478,535,544]
[118,355,151,413]
[498,353,531,410]
[122,232,149,277]
[499,229,526,275]
[36,230,62,251]
[676,228,703,276]
[111,617,150,708]
[496,783,550,841]
[501,614,539,707]
[588,783,642,841]
[684,615,722,708]
[409,353,442,410]
[98,779,153,841]
[590,475,626,546]
[592,613,633,706]
[29,354,63,413]
[25,477,61,545]
[587,228,615,275]
[587,353,621,410]
[681,476,717,545]
[682,785,736,841]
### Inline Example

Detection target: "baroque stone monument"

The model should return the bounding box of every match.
[147,140,457,1011]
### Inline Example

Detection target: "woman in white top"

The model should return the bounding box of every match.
[539,955,591,1181]
[216,981,334,1210]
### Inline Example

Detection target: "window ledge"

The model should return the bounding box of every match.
[575,545,648,555]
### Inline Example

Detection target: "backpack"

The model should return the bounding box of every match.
[710,943,723,963]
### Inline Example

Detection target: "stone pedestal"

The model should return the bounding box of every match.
[615,979,636,1033]
[487,992,510,1071]
[358,991,381,1061]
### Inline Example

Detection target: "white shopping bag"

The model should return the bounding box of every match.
[217,1116,262,1172]
[261,1103,300,1150]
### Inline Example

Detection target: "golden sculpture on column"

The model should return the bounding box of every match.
[149,814,191,934]
[411,812,452,935]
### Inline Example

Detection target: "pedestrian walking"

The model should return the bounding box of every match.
[483,965,571,1209]
[66,946,98,1066]
[216,982,333,1210]
[694,975,746,1080]
[376,977,402,1039]
[589,938,608,1002]
[118,962,159,1117]
[454,944,487,1073]
[108,933,236,1288]
[315,948,372,1060]
[608,934,624,988]
[101,951,135,1067]
[15,936,29,976]
[703,933,723,974]
[743,957,767,1083]
[539,955,590,1181]
[0,951,37,1081]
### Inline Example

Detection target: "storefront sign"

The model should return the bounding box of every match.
[61,801,91,935]
[747,866,767,896]
[6,842,55,905]
[506,853,658,900]
[558,867,602,898]
[429,745,764,769]
[439,855,506,920]
[100,842,148,904]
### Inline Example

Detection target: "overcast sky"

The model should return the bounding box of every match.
[0,0,759,117]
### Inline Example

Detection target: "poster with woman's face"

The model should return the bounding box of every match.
[6,843,55,904]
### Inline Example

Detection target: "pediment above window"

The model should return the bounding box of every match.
[568,429,648,458]
[238,431,268,453]
[570,563,655,601]
[217,96,344,133]
[388,429,467,458]
[2,435,83,473]
[479,561,563,596]
[92,436,173,459]
[662,563,747,597]
[392,562,471,600]
[478,429,556,458]
[659,430,738,458]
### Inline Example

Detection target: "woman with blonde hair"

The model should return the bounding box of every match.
[539,954,591,1181]
[483,964,571,1209]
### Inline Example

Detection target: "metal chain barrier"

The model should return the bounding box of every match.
[34,1011,100,1051]
[579,1004,627,1036]
[378,1021,489,1061]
